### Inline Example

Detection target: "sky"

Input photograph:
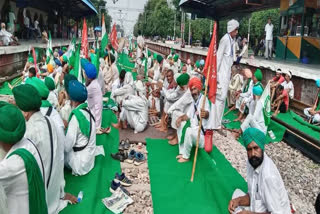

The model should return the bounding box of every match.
[105,0,148,36]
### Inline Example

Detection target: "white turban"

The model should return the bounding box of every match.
[227,19,239,33]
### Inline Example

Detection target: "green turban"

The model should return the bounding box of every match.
[242,127,266,151]
[26,77,49,99]
[171,47,175,54]
[195,61,200,68]
[173,54,179,62]
[62,55,68,63]
[0,101,26,144]
[13,84,41,112]
[45,77,55,91]
[153,53,157,59]
[177,73,190,86]
[254,69,263,81]
[157,55,163,64]
[62,47,67,52]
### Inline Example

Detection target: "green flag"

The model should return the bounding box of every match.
[70,44,83,83]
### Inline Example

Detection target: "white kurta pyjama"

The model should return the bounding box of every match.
[247,153,291,213]
[65,108,98,176]
[24,112,67,214]
[120,95,148,133]
[87,79,103,129]
[47,91,59,109]
[0,138,44,214]
[177,94,210,159]
[210,33,235,129]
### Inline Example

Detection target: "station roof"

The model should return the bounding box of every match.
[17,0,97,18]
[179,0,280,20]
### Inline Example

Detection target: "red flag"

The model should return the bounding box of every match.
[81,18,88,58]
[110,24,118,50]
[32,47,38,77]
[203,22,218,104]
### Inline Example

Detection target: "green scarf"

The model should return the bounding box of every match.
[67,103,90,137]
[7,148,48,214]
[41,100,52,108]
[179,120,191,145]
[243,78,252,93]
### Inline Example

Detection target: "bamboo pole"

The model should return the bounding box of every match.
[190,65,211,182]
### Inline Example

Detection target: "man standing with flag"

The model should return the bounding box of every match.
[210,19,239,131]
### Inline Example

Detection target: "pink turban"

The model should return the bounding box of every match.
[188,77,202,91]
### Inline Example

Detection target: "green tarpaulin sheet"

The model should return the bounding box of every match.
[0,77,23,95]
[146,139,247,214]
[61,109,120,214]
[275,110,320,140]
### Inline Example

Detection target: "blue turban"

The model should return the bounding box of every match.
[54,58,62,67]
[58,50,63,56]
[316,79,320,88]
[253,85,263,96]
[83,63,97,79]
[68,80,87,102]
[242,127,266,151]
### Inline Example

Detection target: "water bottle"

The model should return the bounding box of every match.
[268,130,276,140]
[77,191,83,203]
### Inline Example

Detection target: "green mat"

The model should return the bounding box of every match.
[60,109,120,214]
[146,139,247,214]
[0,77,23,95]
[223,109,286,144]
[275,110,320,140]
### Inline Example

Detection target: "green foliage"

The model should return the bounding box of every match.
[238,9,280,39]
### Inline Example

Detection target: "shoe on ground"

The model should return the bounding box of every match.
[119,140,126,151]
[114,172,132,187]
[124,149,136,164]
[134,152,145,166]
[111,151,128,162]
[109,180,130,195]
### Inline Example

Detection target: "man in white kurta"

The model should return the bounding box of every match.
[111,71,134,105]
[120,80,148,134]
[0,102,47,214]
[84,63,103,132]
[228,128,291,214]
[104,54,119,92]
[210,19,239,130]
[175,77,210,163]
[12,84,68,214]
[65,80,101,176]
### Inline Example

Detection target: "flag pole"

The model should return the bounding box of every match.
[191,64,211,182]
[190,21,216,182]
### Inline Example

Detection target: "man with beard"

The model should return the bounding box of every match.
[175,77,210,163]
[228,128,291,214]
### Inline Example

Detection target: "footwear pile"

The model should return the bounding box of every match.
[111,139,146,165]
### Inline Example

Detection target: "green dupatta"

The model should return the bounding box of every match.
[7,148,48,214]
[67,103,90,137]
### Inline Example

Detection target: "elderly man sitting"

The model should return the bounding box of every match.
[111,70,134,105]
[0,23,19,46]
[228,127,291,214]
[175,77,210,163]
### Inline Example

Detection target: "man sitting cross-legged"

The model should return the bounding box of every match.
[65,80,100,176]
[175,77,210,163]
[228,127,291,214]
[271,85,289,117]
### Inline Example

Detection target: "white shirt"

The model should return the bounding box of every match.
[24,112,65,214]
[265,23,274,41]
[187,94,210,131]
[24,16,30,28]
[247,153,291,214]
[281,81,294,99]
[47,91,58,109]
[65,107,97,176]
[34,20,39,29]
[0,138,44,214]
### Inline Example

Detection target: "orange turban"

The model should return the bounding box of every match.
[188,77,202,91]
[47,64,54,73]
